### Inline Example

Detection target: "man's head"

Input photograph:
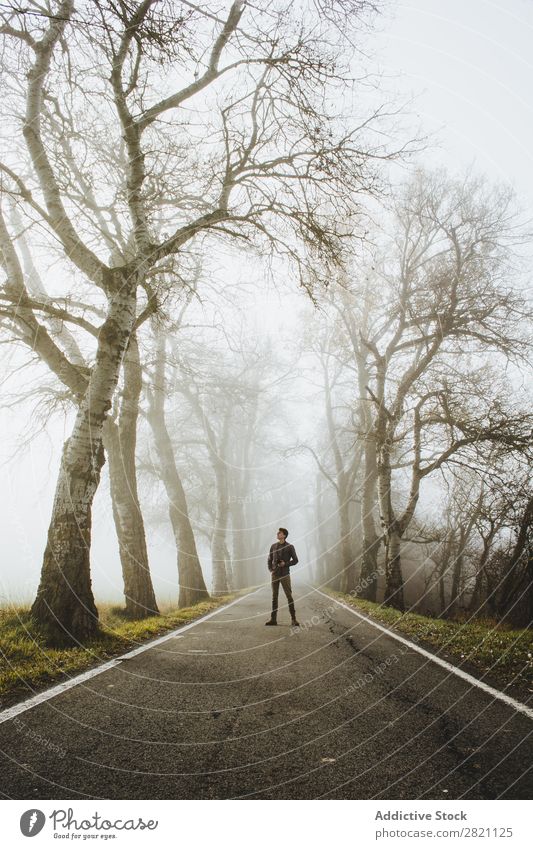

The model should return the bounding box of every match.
[277,527,288,542]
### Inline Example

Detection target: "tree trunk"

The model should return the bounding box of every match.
[448,503,480,618]
[447,537,464,619]
[103,332,158,618]
[224,541,234,590]
[314,475,328,585]
[384,526,405,611]
[212,473,230,595]
[377,428,405,611]
[105,420,158,617]
[230,497,247,589]
[147,337,209,608]
[468,564,484,615]
[322,358,357,593]
[359,435,380,600]
[468,525,496,616]
[168,493,210,608]
[104,433,157,617]
[339,493,356,593]
[498,495,533,617]
[31,281,137,645]
[229,400,257,590]
[526,547,533,628]
[438,567,446,617]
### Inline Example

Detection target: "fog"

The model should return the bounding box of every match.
[0,0,531,632]
[0,253,325,602]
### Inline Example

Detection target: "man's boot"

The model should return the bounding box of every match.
[288,602,299,627]
[265,614,277,625]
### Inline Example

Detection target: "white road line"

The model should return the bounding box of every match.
[0,589,260,725]
[312,586,533,722]
[0,660,122,726]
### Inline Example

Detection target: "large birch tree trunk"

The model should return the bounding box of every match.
[31,280,137,644]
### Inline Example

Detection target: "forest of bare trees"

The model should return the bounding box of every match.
[0,0,531,650]
[308,170,533,624]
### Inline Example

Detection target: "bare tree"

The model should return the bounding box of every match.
[358,169,531,609]
[0,202,161,618]
[1,0,393,642]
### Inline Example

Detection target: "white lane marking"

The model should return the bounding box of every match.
[0,660,122,725]
[0,589,261,725]
[312,586,533,722]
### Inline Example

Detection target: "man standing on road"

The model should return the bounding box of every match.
[265,527,300,627]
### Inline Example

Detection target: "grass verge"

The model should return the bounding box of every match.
[324,589,533,698]
[0,593,243,709]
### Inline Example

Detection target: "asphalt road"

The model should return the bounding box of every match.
[1,581,532,799]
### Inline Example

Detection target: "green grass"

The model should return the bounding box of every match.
[0,594,238,707]
[325,589,533,694]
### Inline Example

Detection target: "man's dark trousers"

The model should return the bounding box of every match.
[271,571,296,622]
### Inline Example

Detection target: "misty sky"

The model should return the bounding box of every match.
[379,0,533,199]
[1,0,532,603]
